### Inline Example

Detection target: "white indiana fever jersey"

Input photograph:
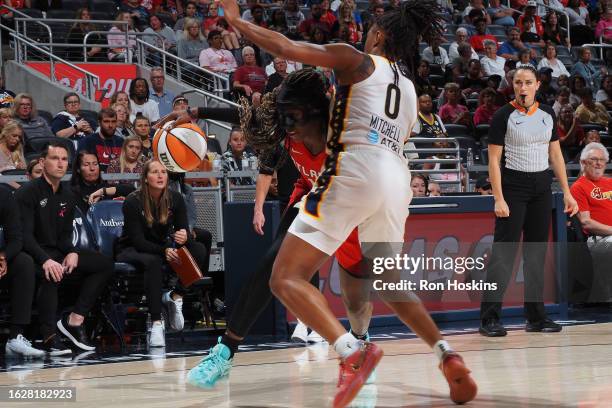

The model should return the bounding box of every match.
[326,54,417,157]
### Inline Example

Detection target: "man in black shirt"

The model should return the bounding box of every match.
[16,141,114,354]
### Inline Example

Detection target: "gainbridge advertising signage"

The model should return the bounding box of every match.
[25,62,137,107]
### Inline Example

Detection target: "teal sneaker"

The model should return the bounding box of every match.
[187,337,233,388]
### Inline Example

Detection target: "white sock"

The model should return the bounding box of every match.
[334,332,361,359]
[433,340,454,362]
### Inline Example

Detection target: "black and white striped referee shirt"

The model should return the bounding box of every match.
[488,101,558,172]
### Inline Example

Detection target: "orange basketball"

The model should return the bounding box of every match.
[153,122,208,173]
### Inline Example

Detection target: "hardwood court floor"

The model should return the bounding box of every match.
[1,323,611,407]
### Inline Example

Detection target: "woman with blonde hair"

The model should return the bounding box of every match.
[0,120,26,172]
[115,159,210,347]
[177,17,208,64]
[0,108,13,133]
[107,135,145,176]
[107,12,137,62]
[111,102,134,137]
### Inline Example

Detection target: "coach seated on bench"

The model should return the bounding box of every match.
[115,159,210,348]
[570,142,612,301]
[15,141,114,355]
[1,188,44,358]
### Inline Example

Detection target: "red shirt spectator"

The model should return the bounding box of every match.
[298,3,332,40]
[469,18,497,52]
[233,47,267,95]
[0,0,28,15]
[517,14,544,37]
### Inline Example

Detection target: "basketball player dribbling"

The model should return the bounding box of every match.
[219,0,478,406]
[157,70,375,388]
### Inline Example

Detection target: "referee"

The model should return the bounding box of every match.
[479,66,579,337]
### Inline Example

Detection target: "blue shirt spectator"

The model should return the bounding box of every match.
[148,68,175,117]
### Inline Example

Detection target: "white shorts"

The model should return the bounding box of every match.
[288,146,413,255]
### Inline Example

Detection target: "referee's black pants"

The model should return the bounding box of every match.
[36,249,114,339]
[480,168,552,323]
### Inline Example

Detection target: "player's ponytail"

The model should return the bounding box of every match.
[375,0,445,79]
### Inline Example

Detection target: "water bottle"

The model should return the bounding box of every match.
[146,313,152,345]
[466,148,474,167]
[249,156,258,171]
[212,155,221,172]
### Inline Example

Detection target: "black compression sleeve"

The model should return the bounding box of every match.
[197,107,240,124]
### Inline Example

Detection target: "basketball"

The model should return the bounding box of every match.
[152,121,208,173]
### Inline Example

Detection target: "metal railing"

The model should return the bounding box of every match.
[503,1,571,45]
[405,137,464,192]
[0,5,52,65]
[3,30,101,100]
[582,43,612,61]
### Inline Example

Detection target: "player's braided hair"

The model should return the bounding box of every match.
[375,0,445,82]
[238,89,281,152]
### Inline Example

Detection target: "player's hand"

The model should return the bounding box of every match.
[494,199,510,218]
[564,192,579,217]
[165,248,180,264]
[155,108,195,130]
[220,0,241,23]
[173,229,188,245]
[62,252,79,274]
[253,210,265,235]
[43,259,64,282]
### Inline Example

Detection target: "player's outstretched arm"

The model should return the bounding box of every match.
[220,0,363,74]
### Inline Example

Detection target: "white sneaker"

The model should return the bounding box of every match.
[162,291,184,331]
[307,330,325,343]
[149,321,166,348]
[291,321,308,343]
[5,335,45,358]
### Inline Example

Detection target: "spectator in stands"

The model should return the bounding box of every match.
[116,159,210,347]
[177,17,209,65]
[414,60,438,99]
[331,1,361,45]
[0,108,13,132]
[250,4,268,29]
[449,28,479,61]
[452,43,477,77]
[264,57,289,94]
[78,108,123,172]
[557,104,585,161]
[268,9,289,35]
[542,10,570,47]
[566,0,594,46]
[422,36,450,70]
[557,73,570,88]
[475,176,492,195]
[570,74,587,107]
[469,17,497,53]
[439,82,472,126]
[174,1,202,32]
[536,67,557,106]
[596,74,612,110]
[0,120,25,172]
[428,182,441,196]
[570,143,612,299]
[572,47,607,92]
[595,9,612,57]
[410,173,428,197]
[309,25,330,45]
[222,127,256,186]
[486,0,515,27]
[144,14,178,63]
[133,115,153,159]
[575,88,611,128]
[481,40,506,77]
[0,73,15,109]
[111,102,133,138]
[473,87,501,126]
[520,16,545,47]
[461,59,488,98]
[26,157,42,180]
[106,135,146,178]
[16,141,114,354]
[299,2,332,41]
[498,27,531,62]
[284,0,305,28]
[111,91,131,109]
[66,8,105,62]
[11,93,54,142]
[130,78,161,123]
[463,0,491,25]
[516,48,536,69]
[199,30,238,74]
[203,3,240,51]
[51,93,94,145]
[319,0,337,25]
[233,46,267,102]
[108,12,137,62]
[121,0,150,31]
[0,188,43,358]
[411,94,447,139]
[583,130,602,147]
[537,43,570,78]
[517,1,543,36]
[149,68,175,118]
[70,151,134,212]
[553,86,571,116]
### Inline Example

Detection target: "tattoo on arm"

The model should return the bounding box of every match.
[339,54,374,84]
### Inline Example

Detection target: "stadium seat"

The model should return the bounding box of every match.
[80,109,99,130]
[429,64,444,76]
[90,0,117,14]
[475,124,490,141]
[466,98,479,112]
[480,147,489,165]
[429,74,446,88]
[25,137,76,164]
[444,123,472,138]
[46,9,75,20]
[62,0,89,11]
[581,124,606,134]
[37,110,53,125]
[0,169,26,176]
[488,25,506,36]
[453,136,479,151]
[555,46,571,56]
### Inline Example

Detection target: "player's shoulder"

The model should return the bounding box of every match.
[491,103,515,121]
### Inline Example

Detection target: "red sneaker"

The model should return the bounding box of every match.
[439,353,478,404]
[333,342,383,408]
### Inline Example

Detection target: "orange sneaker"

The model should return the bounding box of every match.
[440,353,478,404]
[333,342,383,408]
